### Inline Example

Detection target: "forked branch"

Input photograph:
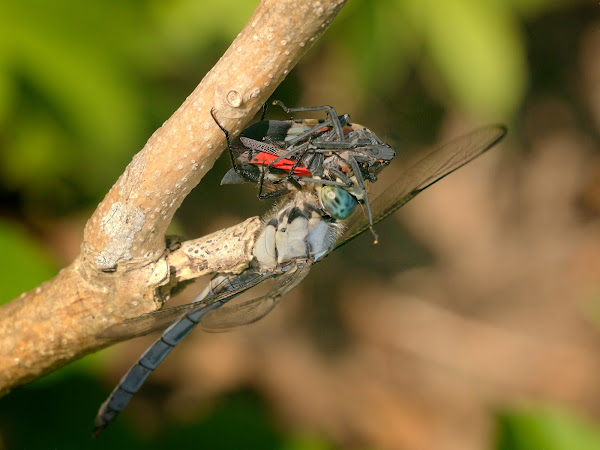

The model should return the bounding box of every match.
[0,0,348,396]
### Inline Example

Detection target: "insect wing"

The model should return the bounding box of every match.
[99,271,273,340]
[338,125,507,247]
[200,263,313,331]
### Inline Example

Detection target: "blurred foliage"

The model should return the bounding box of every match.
[1,1,149,211]
[496,406,600,450]
[331,0,530,116]
[0,219,58,303]
[0,0,597,449]
[0,370,296,449]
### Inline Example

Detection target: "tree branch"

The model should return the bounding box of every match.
[0,0,347,397]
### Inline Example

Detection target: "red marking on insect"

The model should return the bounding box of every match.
[251,152,312,177]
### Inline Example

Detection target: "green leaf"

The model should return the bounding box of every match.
[496,406,600,450]
[405,0,527,116]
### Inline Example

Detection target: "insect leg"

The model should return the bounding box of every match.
[265,141,310,169]
[295,177,349,187]
[265,142,313,190]
[272,100,346,143]
[282,115,351,148]
[327,167,355,187]
[283,118,334,148]
[284,145,311,176]
[347,155,379,243]
[257,169,291,199]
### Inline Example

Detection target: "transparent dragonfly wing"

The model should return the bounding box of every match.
[101,125,506,341]
[200,263,313,331]
[337,125,507,247]
[100,263,313,339]
[99,270,274,340]
[94,265,313,435]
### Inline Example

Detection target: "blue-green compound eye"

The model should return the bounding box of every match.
[320,186,358,220]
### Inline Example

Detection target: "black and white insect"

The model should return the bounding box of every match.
[212,101,396,241]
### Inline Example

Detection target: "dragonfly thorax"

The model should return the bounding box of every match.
[253,191,344,271]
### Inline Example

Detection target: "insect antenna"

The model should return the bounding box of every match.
[210,108,242,179]
[259,101,268,121]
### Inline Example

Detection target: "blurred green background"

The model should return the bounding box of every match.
[3,0,600,449]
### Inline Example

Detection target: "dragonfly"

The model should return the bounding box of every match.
[213,101,397,241]
[93,124,507,435]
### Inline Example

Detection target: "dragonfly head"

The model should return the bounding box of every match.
[319,185,358,220]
